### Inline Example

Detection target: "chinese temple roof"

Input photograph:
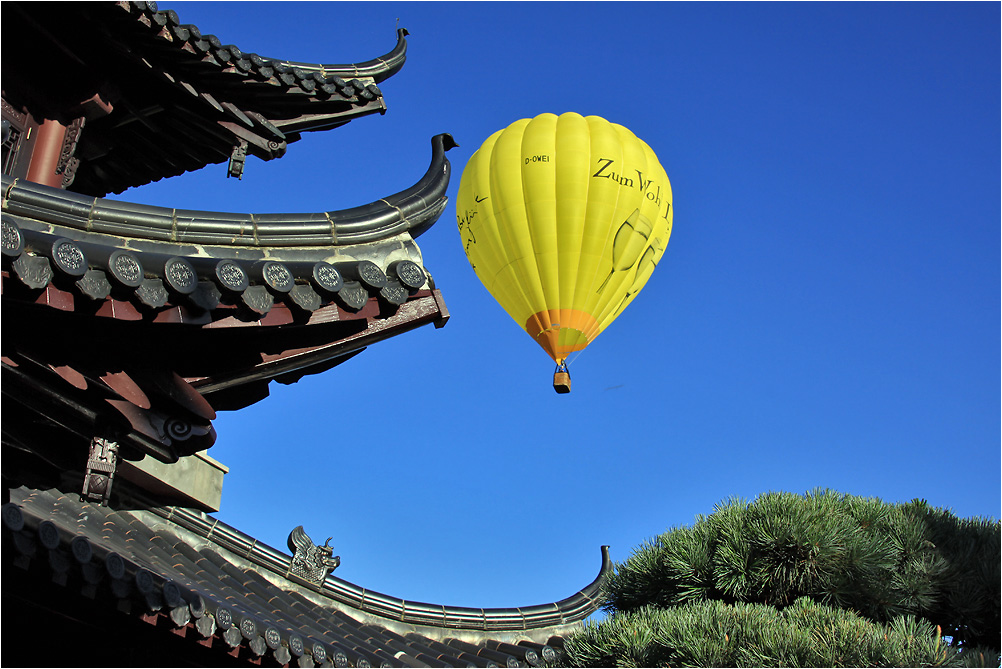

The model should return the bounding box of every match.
[2,134,454,471]
[2,1,408,195]
[2,3,613,665]
[3,485,610,667]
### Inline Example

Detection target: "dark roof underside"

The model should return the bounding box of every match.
[1,1,408,196]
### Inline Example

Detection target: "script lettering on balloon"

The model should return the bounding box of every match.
[458,195,486,258]
[593,158,671,220]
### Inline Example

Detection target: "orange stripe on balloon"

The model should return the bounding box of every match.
[524,309,598,362]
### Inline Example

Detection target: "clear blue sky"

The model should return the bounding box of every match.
[123,2,1000,612]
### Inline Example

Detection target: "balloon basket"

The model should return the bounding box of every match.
[553,363,571,394]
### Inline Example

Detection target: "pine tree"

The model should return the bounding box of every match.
[560,490,1000,668]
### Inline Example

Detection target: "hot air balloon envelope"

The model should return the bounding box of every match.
[456,112,673,381]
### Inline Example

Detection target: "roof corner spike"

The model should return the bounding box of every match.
[438,133,459,152]
[324,26,408,83]
[387,133,456,239]
[550,545,615,619]
[599,545,613,576]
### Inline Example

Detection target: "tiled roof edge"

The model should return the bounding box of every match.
[4,488,576,665]
[156,504,611,632]
[118,3,408,87]
[1,134,456,247]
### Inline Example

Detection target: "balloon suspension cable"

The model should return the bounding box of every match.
[565,347,588,368]
[552,360,572,394]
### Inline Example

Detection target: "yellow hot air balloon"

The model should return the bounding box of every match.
[456,112,673,393]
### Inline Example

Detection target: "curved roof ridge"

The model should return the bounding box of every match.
[265,28,410,84]
[1,134,456,247]
[158,503,611,631]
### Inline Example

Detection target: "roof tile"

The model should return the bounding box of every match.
[5,478,599,666]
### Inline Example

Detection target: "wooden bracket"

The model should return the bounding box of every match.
[81,436,119,506]
[227,140,248,179]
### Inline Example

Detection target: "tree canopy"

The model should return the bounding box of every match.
[561,490,999,667]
